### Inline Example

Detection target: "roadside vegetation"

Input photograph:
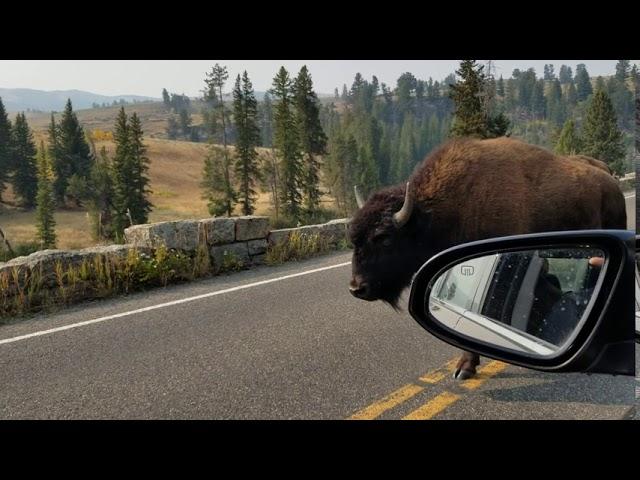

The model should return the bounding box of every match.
[265,231,351,265]
[0,240,242,321]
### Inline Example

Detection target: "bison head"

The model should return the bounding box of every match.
[348,182,436,308]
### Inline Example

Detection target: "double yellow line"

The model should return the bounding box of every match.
[348,358,507,420]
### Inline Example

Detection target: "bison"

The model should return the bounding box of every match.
[348,136,627,380]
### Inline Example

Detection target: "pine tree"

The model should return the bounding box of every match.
[631,64,640,87]
[449,60,509,139]
[111,107,133,241]
[517,69,536,115]
[11,113,38,207]
[271,66,303,220]
[203,64,233,215]
[615,60,631,82]
[87,146,115,240]
[47,112,60,161]
[505,78,517,113]
[293,65,328,215]
[396,72,417,116]
[232,72,261,215]
[35,141,56,248]
[202,144,236,216]
[54,99,93,203]
[543,64,555,81]
[486,111,511,138]
[581,87,625,175]
[496,76,505,97]
[558,65,573,84]
[377,124,393,186]
[546,79,566,127]
[352,114,380,193]
[128,112,152,224]
[324,131,359,215]
[178,109,192,138]
[530,79,546,119]
[575,64,593,102]
[259,92,274,147]
[396,112,417,180]
[388,124,402,184]
[162,88,171,108]
[449,60,487,138]
[0,98,12,202]
[565,81,578,110]
[555,119,582,155]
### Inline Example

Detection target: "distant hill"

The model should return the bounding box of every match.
[218,91,334,102]
[0,88,158,113]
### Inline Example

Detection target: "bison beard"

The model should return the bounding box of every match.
[348,136,627,379]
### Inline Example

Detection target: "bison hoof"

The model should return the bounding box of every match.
[453,368,476,380]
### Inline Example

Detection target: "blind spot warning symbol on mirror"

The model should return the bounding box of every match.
[460,265,474,276]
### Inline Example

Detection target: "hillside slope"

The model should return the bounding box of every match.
[0,88,157,112]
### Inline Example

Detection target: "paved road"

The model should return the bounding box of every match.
[0,195,635,420]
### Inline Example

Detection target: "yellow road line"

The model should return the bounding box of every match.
[347,358,508,420]
[348,384,424,420]
[460,360,508,390]
[418,359,458,384]
[402,391,461,420]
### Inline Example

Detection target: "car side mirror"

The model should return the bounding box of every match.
[408,230,635,376]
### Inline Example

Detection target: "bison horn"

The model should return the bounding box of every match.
[393,182,414,228]
[354,185,365,209]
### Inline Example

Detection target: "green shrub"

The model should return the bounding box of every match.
[220,250,244,273]
[0,242,41,263]
[265,231,331,265]
[269,207,344,230]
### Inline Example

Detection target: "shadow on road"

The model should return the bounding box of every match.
[481,371,635,406]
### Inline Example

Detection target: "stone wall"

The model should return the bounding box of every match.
[0,216,351,315]
[123,215,350,273]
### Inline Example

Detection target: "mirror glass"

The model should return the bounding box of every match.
[428,247,605,357]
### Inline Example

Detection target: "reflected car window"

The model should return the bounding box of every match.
[433,255,496,310]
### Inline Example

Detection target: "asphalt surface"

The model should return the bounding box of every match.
[0,194,636,420]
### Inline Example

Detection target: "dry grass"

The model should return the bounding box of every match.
[23,102,179,138]
[1,143,339,251]
[0,209,97,250]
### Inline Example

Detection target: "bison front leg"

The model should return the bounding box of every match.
[453,351,480,380]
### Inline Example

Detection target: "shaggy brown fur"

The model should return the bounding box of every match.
[409,137,625,244]
[567,155,611,175]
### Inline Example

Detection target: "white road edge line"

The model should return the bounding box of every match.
[0,261,353,346]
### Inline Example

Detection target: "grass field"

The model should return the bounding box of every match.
[22,101,180,139]
[0,107,341,250]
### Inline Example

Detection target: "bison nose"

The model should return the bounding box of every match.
[349,282,370,299]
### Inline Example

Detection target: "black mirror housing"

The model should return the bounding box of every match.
[408,230,635,376]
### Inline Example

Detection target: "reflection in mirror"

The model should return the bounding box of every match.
[428,247,605,357]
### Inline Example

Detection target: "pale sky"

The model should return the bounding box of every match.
[0,60,631,98]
